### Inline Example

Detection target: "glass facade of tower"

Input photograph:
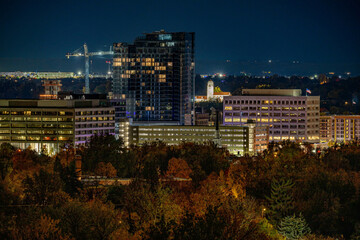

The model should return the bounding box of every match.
[112,31,195,124]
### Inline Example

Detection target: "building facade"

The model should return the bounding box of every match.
[320,115,360,144]
[112,30,195,125]
[195,80,231,103]
[223,89,320,143]
[39,80,62,100]
[128,123,268,156]
[0,99,115,154]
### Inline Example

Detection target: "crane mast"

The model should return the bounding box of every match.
[66,43,113,94]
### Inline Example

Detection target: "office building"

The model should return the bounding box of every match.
[320,115,360,144]
[0,99,115,154]
[128,122,268,156]
[223,89,320,143]
[112,30,195,125]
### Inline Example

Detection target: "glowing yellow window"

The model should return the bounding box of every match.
[225,118,233,122]
[224,106,232,110]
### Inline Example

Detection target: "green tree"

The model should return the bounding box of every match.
[266,178,295,225]
[82,134,124,173]
[54,157,82,197]
[278,214,311,240]
[0,143,16,180]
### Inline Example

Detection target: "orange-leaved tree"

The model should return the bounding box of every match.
[166,157,192,179]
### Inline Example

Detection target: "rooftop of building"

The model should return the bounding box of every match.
[58,92,108,100]
[320,115,360,118]
[0,98,112,108]
[241,89,302,96]
[214,92,231,96]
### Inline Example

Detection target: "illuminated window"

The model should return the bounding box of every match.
[225,118,233,122]
[224,106,232,111]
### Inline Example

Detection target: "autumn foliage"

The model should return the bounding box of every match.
[0,137,359,239]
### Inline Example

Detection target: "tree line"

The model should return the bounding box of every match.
[0,135,360,239]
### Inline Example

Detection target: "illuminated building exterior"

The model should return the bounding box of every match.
[320,115,360,144]
[128,122,268,156]
[0,99,115,154]
[223,89,320,143]
[0,72,75,79]
[109,98,126,137]
[195,80,231,102]
[112,30,195,125]
[39,79,62,100]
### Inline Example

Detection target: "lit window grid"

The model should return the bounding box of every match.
[222,95,320,142]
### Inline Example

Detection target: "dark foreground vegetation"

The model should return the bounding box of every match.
[1,135,360,239]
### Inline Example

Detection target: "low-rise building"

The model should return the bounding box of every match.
[128,123,268,156]
[0,99,115,154]
[320,115,360,144]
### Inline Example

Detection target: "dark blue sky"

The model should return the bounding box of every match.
[1,0,359,75]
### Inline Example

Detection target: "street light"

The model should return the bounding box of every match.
[261,208,266,217]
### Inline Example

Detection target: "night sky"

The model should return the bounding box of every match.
[1,0,359,75]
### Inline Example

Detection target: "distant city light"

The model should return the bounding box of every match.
[78,71,82,75]
[268,60,272,63]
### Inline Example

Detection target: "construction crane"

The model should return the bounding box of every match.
[66,43,113,94]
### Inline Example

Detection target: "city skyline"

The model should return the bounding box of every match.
[1,0,360,75]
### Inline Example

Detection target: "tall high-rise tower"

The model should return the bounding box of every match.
[112,30,195,125]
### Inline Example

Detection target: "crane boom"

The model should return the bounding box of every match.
[66,43,113,94]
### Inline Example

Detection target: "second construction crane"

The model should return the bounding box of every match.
[66,43,113,94]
